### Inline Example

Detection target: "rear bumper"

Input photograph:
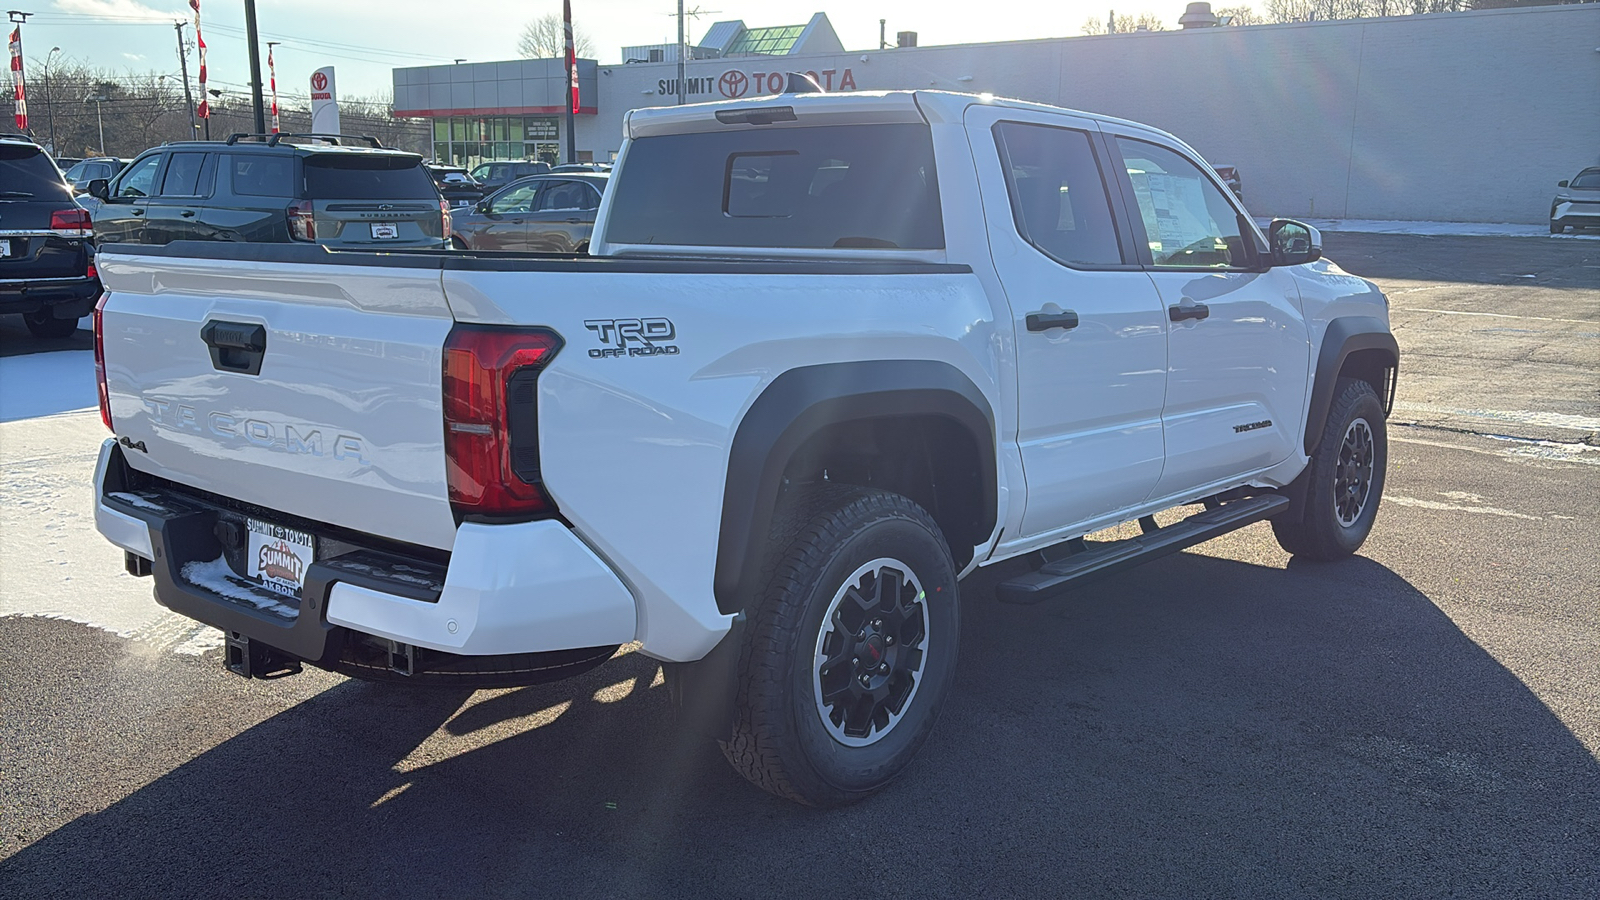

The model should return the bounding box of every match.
[93,439,637,664]
[0,275,100,316]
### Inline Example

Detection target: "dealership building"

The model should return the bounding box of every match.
[392,4,1600,224]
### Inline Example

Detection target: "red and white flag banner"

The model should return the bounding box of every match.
[190,0,209,119]
[563,0,577,114]
[8,27,26,131]
[268,45,279,133]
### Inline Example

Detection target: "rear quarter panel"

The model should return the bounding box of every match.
[442,266,1004,661]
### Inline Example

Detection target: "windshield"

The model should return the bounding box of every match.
[0,144,71,199]
[1571,171,1600,190]
[605,123,944,250]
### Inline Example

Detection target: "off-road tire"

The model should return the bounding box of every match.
[723,484,960,807]
[1272,377,1387,560]
[23,311,80,339]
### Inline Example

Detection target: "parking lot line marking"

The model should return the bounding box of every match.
[1386,494,1540,520]
[1394,307,1595,325]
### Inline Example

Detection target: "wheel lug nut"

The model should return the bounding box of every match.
[884,636,894,645]
[878,663,888,673]
[851,657,859,665]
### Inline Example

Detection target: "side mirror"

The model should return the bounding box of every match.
[1268,218,1322,267]
[1558,180,1569,188]
[474,200,490,215]
[88,179,110,200]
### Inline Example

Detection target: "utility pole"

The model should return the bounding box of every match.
[174,21,196,137]
[43,45,57,152]
[243,0,266,134]
[880,19,887,50]
[676,0,686,105]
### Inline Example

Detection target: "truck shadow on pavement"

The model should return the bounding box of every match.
[4,552,1598,898]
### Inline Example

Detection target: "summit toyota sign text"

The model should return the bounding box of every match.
[657,67,858,99]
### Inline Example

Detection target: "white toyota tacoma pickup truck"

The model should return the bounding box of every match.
[92,89,1397,807]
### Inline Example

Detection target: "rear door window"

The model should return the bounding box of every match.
[0,144,69,198]
[158,152,209,197]
[605,123,944,250]
[535,181,597,211]
[993,122,1125,268]
[303,156,436,200]
[229,155,294,197]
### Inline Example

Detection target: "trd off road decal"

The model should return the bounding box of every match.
[584,317,680,358]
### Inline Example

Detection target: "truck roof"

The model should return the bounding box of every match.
[623,89,1174,146]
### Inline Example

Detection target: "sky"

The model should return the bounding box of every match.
[13,0,1216,103]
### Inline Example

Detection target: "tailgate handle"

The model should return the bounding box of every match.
[201,321,267,376]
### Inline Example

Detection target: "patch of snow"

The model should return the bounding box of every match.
[106,491,170,513]
[179,556,300,619]
[0,350,99,423]
[1386,495,1540,520]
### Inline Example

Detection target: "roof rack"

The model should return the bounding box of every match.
[0,132,39,143]
[224,132,384,148]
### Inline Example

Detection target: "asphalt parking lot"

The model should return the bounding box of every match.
[1,232,1597,898]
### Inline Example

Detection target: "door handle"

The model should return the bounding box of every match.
[201,320,267,376]
[131,209,144,217]
[1168,302,1210,322]
[1026,310,1080,332]
[180,210,196,218]
[566,217,583,223]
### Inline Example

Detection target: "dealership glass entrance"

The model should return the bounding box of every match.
[430,116,561,167]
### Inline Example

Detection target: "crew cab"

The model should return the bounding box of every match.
[91,89,1397,807]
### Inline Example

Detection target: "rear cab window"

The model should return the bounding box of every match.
[604,123,944,251]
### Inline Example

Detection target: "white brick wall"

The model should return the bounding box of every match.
[583,5,1600,225]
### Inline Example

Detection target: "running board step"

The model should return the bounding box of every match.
[996,494,1291,604]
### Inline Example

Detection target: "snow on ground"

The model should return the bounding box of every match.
[0,350,223,656]
[0,350,99,423]
[1256,218,1600,240]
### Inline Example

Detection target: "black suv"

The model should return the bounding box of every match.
[81,133,450,249]
[1,133,100,339]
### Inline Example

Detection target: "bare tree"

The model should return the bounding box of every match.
[1081,11,1172,34]
[1215,5,1266,24]
[517,13,596,59]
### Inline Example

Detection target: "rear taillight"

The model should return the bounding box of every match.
[442,326,563,518]
[286,200,316,241]
[51,208,93,239]
[93,292,112,432]
[440,199,453,241]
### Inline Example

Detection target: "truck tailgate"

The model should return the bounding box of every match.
[97,249,458,550]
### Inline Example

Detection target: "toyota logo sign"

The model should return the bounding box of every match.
[718,70,749,99]
[311,72,328,91]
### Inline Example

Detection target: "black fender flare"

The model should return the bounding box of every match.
[713,360,997,615]
[1304,316,1399,455]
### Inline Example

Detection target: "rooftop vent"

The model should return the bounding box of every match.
[1178,2,1221,28]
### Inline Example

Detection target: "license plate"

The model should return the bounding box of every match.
[246,518,315,598]
[370,223,398,239]
[0,239,11,258]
